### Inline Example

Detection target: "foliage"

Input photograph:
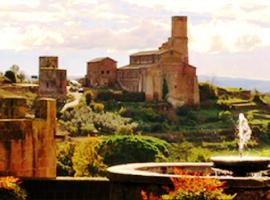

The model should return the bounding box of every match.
[66,94,75,103]
[4,70,16,83]
[0,177,27,200]
[168,142,212,162]
[199,82,217,101]
[90,102,104,113]
[119,106,168,132]
[95,89,145,102]
[162,79,169,101]
[218,111,233,122]
[4,65,26,83]
[141,169,235,200]
[72,137,107,177]
[85,89,94,105]
[98,135,170,166]
[60,106,138,135]
[162,169,235,200]
[56,142,76,176]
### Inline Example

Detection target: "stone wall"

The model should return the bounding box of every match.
[0,97,56,178]
[39,56,58,69]
[22,177,110,200]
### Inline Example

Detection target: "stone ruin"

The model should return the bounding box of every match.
[0,96,56,178]
[39,56,67,104]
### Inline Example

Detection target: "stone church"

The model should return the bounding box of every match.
[86,16,200,107]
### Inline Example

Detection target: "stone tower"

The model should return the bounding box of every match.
[159,16,188,63]
[171,16,188,63]
[39,56,67,104]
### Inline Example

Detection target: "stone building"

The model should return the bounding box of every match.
[86,57,117,87]
[117,16,199,107]
[39,56,67,103]
[86,16,199,107]
[0,96,56,178]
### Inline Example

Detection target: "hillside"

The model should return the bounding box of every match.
[199,75,270,93]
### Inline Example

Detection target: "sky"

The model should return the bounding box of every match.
[0,0,270,80]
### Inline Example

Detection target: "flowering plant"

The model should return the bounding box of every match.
[141,168,235,200]
[0,176,26,200]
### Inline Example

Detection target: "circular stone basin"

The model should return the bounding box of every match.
[211,156,270,176]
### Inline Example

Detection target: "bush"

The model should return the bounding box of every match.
[218,111,232,121]
[0,177,26,200]
[81,123,96,136]
[95,90,115,101]
[95,89,145,102]
[118,91,145,102]
[176,106,189,116]
[121,107,165,123]
[56,142,76,176]
[72,138,107,177]
[162,170,235,200]
[90,102,104,112]
[60,106,137,135]
[4,70,16,83]
[85,90,95,105]
[98,135,170,166]
[199,83,217,101]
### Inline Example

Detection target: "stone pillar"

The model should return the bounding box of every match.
[33,98,56,178]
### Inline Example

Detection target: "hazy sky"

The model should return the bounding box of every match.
[0,0,270,80]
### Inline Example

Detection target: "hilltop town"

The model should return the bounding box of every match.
[1,16,270,199]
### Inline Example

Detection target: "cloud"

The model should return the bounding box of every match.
[0,0,270,56]
[189,20,270,53]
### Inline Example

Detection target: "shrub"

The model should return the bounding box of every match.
[98,135,169,166]
[218,111,232,121]
[81,123,96,136]
[176,106,190,116]
[0,177,26,200]
[90,102,104,112]
[95,89,145,102]
[121,107,165,123]
[95,90,115,101]
[72,138,107,177]
[142,169,235,200]
[85,90,95,105]
[162,169,235,200]
[199,82,217,101]
[118,91,145,102]
[66,94,75,103]
[56,142,76,176]
[60,106,137,135]
[4,70,16,83]
[116,125,134,135]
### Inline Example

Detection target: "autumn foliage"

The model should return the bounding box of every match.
[141,168,235,200]
[0,176,26,200]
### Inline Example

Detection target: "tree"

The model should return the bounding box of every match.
[98,135,169,166]
[162,78,169,101]
[72,138,107,177]
[4,70,16,83]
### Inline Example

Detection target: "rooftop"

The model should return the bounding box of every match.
[87,57,117,63]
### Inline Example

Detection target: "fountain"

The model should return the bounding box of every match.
[211,113,270,176]
[107,113,270,200]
